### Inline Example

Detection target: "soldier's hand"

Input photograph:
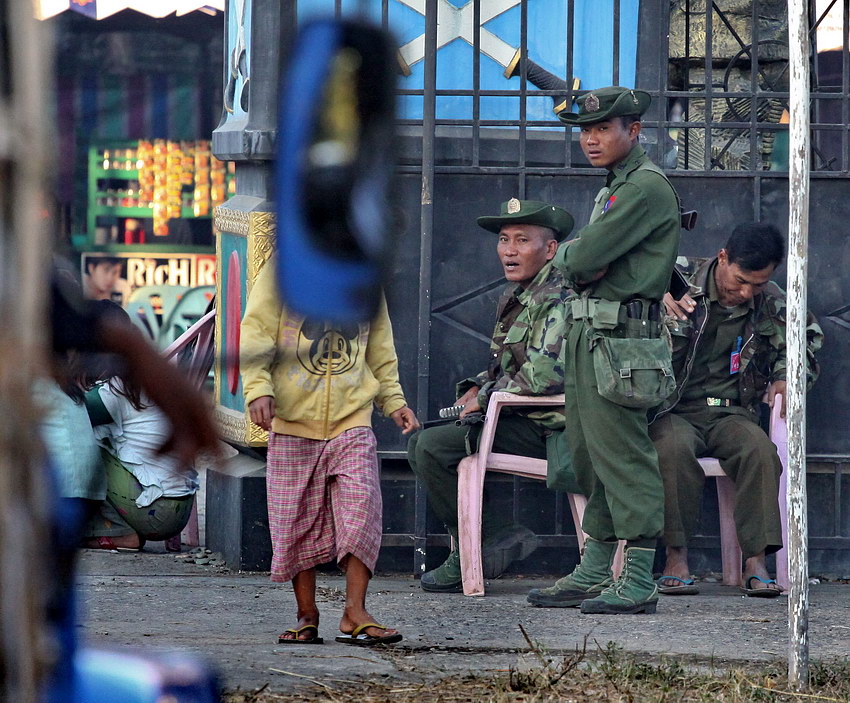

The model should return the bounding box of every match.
[767,380,787,419]
[460,397,482,417]
[664,291,696,320]
[391,406,421,434]
[455,386,480,408]
[248,396,275,431]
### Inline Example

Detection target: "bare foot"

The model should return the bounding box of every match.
[279,610,320,642]
[658,545,693,588]
[339,606,397,638]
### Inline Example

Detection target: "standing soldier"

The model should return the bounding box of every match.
[528,86,681,614]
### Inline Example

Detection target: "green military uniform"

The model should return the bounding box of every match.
[556,143,680,543]
[649,257,823,559]
[408,199,573,591]
[527,86,680,614]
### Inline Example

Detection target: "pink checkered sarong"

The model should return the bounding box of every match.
[266,426,382,582]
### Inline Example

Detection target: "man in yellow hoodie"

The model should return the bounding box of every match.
[240,261,419,646]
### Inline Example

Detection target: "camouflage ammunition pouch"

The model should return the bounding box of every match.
[591,331,675,409]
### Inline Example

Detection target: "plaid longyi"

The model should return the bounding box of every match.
[265,426,382,582]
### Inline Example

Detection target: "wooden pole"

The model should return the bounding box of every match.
[0,3,53,701]
[786,0,810,690]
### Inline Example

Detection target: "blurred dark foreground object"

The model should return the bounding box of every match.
[46,268,221,702]
[71,649,218,703]
[276,18,399,323]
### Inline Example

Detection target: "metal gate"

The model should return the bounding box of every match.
[286,0,850,574]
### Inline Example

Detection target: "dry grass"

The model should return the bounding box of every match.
[222,633,850,703]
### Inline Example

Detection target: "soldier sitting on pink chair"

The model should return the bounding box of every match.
[651,222,822,597]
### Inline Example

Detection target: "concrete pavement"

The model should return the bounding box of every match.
[76,547,850,696]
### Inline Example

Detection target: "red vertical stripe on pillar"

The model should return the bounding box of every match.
[226,250,242,396]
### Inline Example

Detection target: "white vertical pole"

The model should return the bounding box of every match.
[786,0,810,691]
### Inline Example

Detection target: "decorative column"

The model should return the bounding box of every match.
[212,0,293,446]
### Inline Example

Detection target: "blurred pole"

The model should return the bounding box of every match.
[786,0,810,691]
[0,2,54,701]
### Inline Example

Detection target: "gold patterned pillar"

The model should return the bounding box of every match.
[213,204,276,446]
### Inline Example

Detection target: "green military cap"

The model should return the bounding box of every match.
[477,198,574,242]
[557,85,651,126]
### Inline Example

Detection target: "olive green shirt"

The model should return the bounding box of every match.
[554,145,680,301]
[679,262,750,405]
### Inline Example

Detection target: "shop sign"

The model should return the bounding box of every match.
[81,251,216,305]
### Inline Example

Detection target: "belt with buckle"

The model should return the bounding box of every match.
[706,397,734,407]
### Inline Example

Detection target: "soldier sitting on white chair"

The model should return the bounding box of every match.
[407,198,574,592]
[651,222,823,597]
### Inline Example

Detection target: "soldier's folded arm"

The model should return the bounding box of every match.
[487,360,563,398]
[554,182,652,283]
[484,315,565,398]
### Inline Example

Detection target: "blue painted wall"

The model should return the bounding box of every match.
[296,0,639,122]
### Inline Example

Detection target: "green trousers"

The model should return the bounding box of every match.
[407,414,548,536]
[564,322,664,542]
[85,450,195,542]
[649,406,782,558]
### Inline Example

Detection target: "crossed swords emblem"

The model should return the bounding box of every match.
[395,0,578,113]
[397,0,523,71]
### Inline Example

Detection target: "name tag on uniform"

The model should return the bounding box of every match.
[730,335,742,374]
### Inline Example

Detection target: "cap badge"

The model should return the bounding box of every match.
[585,93,600,112]
[630,90,639,105]
[507,198,521,214]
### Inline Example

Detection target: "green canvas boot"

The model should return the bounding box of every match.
[526,537,618,607]
[420,548,463,592]
[580,546,659,614]
[420,541,463,592]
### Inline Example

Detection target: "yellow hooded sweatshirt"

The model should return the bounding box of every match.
[240,261,407,440]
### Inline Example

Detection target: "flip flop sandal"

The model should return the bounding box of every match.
[335,622,403,647]
[278,625,323,645]
[741,576,782,598]
[657,575,700,595]
[86,536,141,553]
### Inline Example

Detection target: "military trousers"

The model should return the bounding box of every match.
[564,322,664,542]
[649,406,782,558]
[406,414,548,536]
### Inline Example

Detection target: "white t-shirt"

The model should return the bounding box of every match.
[93,381,199,508]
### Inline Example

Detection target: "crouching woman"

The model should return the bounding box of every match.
[83,305,199,551]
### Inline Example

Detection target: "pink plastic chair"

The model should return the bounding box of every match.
[456,391,789,596]
[456,392,624,597]
[699,393,788,590]
[161,308,216,551]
